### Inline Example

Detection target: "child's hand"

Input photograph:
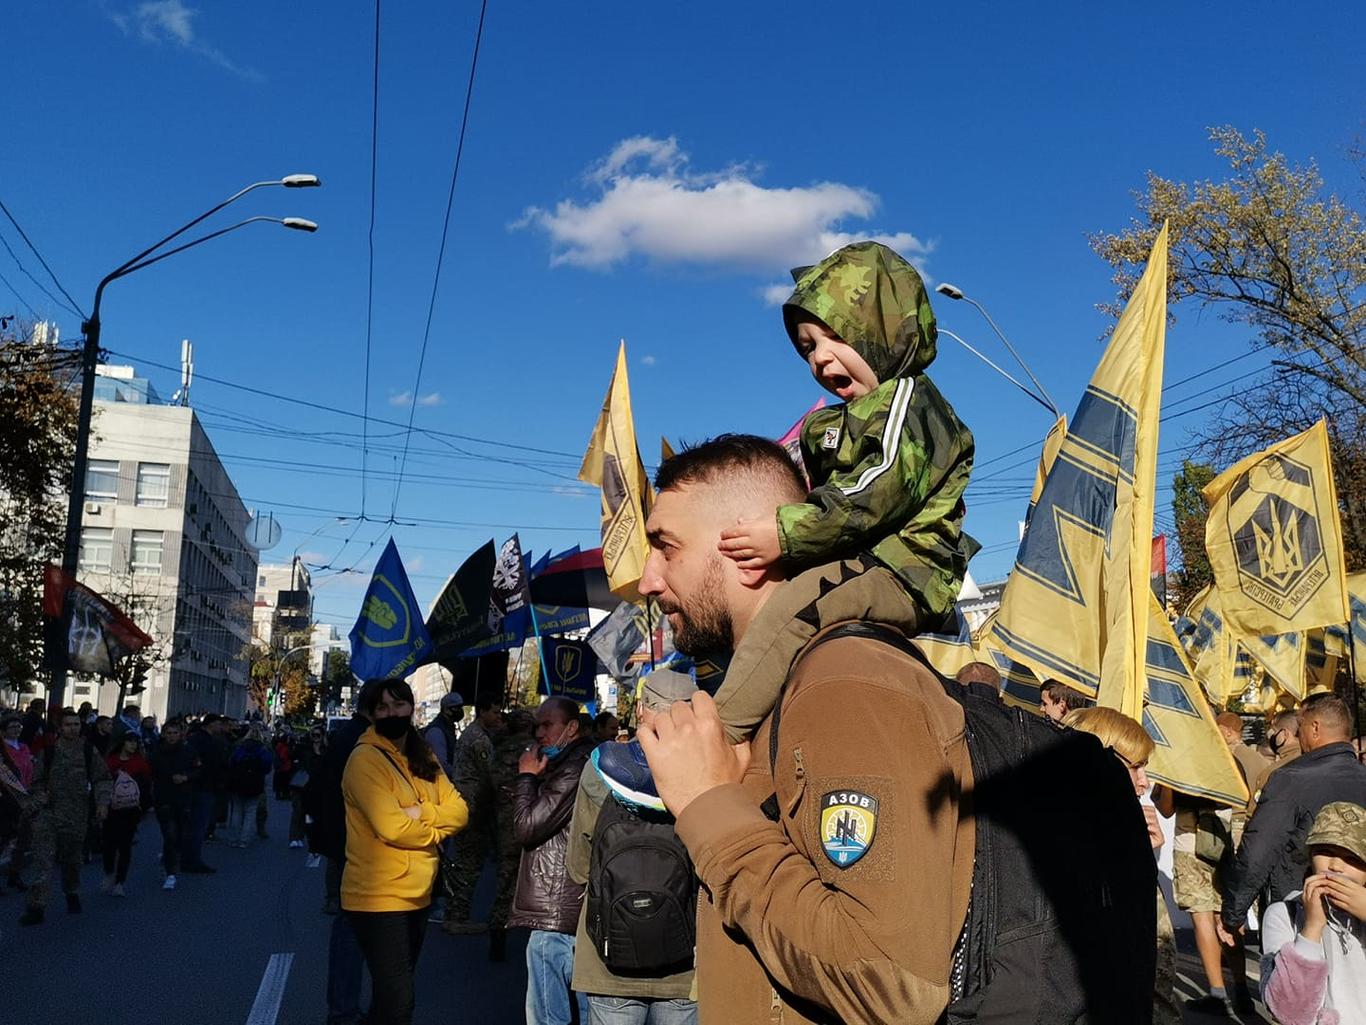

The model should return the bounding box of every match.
[1322,872,1366,922]
[718,518,781,569]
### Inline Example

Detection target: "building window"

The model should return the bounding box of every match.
[135,463,170,508]
[131,530,164,574]
[79,527,114,572]
[85,459,119,500]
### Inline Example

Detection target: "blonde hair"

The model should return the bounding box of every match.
[1063,706,1154,766]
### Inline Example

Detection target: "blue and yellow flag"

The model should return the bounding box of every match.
[992,225,1168,722]
[1143,591,1248,807]
[542,637,598,703]
[350,538,433,681]
[1203,420,1350,641]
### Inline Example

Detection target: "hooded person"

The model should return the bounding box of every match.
[597,242,978,810]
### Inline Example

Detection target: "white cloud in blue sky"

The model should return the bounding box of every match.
[515,136,930,275]
[107,0,264,82]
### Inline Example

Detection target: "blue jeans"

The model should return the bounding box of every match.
[327,904,366,1025]
[587,996,698,1025]
[526,930,589,1025]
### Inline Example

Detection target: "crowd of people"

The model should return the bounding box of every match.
[4,240,1366,1025]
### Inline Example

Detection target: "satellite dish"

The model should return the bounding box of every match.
[244,511,283,552]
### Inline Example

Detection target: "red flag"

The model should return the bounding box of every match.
[1150,535,1168,609]
[42,565,153,676]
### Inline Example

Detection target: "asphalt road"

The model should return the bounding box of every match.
[1,798,527,1025]
[2,798,1276,1025]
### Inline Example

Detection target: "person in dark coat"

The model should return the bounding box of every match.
[1221,694,1366,945]
[507,696,595,1025]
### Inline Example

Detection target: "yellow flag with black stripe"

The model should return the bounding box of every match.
[580,340,653,601]
[992,224,1168,723]
[1144,591,1248,807]
[1203,420,1350,640]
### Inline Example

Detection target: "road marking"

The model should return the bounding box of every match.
[306,853,321,869]
[246,952,294,1025]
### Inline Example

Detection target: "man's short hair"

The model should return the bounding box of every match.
[542,696,579,723]
[474,695,499,715]
[655,434,806,501]
[956,662,1001,689]
[1215,711,1244,735]
[122,704,140,715]
[593,711,618,730]
[1041,679,1092,711]
[1271,709,1300,733]
[1301,693,1352,737]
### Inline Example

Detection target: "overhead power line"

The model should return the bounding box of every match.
[0,196,86,319]
[390,0,491,522]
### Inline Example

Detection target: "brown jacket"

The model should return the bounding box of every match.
[507,737,593,934]
[1248,741,1300,815]
[675,572,974,1024]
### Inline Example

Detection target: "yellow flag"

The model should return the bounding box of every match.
[992,224,1168,722]
[1203,420,1350,640]
[1241,631,1309,700]
[660,437,676,463]
[1144,592,1249,807]
[579,341,652,601]
[972,611,1044,712]
[1322,572,1365,683]
[912,613,980,680]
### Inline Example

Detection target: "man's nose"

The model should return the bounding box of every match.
[638,551,666,597]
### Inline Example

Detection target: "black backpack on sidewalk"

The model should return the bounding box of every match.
[586,793,698,973]
[772,622,1157,1025]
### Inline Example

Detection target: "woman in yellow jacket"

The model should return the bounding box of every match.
[343,679,468,1025]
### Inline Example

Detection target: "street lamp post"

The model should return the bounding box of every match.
[935,282,1061,419]
[50,176,320,711]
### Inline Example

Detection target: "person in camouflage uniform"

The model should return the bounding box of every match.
[709,241,976,742]
[30,710,111,915]
[486,708,535,961]
[442,695,504,934]
[1,741,54,926]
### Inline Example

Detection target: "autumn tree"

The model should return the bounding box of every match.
[1169,461,1217,609]
[1091,127,1365,568]
[0,319,80,696]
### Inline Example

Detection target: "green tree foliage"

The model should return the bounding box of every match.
[1170,461,1217,610]
[1091,127,1365,569]
[0,320,80,694]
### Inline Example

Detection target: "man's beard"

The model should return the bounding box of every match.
[660,557,733,656]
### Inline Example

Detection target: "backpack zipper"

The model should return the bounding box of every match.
[784,748,806,818]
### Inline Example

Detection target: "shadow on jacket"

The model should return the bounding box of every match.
[305,714,369,862]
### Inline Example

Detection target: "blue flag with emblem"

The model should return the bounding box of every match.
[349,538,433,681]
[541,637,598,703]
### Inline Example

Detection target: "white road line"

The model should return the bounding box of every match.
[245,952,294,1025]
[306,853,321,869]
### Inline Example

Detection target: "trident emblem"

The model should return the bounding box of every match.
[1253,498,1303,588]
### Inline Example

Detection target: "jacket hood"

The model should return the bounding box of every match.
[783,241,938,382]
[711,555,924,743]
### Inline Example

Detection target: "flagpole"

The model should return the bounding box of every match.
[529,603,552,694]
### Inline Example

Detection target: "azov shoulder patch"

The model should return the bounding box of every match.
[820,790,878,868]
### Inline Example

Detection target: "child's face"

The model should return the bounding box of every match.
[1311,846,1366,885]
[793,320,879,401]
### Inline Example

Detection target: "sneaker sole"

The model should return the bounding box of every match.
[592,749,666,812]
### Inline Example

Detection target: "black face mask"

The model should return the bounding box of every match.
[374,716,412,740]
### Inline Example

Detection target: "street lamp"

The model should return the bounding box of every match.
[938,327,1059,417]
[49,175,321,710]
[935,282,1061,419]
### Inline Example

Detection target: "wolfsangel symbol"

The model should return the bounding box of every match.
[556,646,581,681]
[820,790,878,868]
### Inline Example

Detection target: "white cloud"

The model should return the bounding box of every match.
[389,390,443,408]
[108,1,264,82]
[640,355,657,366]
[760,283,793,306]
[515,136,931,275]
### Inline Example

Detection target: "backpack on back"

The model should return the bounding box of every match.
[586,793,698,973]
[778,622,1157,1025]
[110,768,141,811]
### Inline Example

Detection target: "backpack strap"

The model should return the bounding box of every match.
[759,621,948,821]
[373,746,422,805]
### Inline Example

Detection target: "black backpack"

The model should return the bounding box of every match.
[229,744,268,797]
[771,622,1156,1025]
[586,793,698,973]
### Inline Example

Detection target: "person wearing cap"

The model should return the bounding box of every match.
[1260,801,1366,1024]
[442,693,504,934]
[424,691,465,780]
[568,670,699,1025]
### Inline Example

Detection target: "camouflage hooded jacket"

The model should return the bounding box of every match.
[778,241,977,618]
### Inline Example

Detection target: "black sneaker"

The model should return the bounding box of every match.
[1185,995,1229,1017]
[18,907,43,926]
[66,893,82,914]
[1230,988,1256,1014]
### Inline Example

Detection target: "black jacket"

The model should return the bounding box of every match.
[1222,741,1366,926]
[305,715,369,862]
[149,741,198,807]
[507,738,594,934]
[187,728,229,792]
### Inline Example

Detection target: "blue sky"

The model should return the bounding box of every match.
[3,1,1362,633]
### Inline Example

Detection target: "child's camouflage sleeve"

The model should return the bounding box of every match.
[775,375,973,576]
